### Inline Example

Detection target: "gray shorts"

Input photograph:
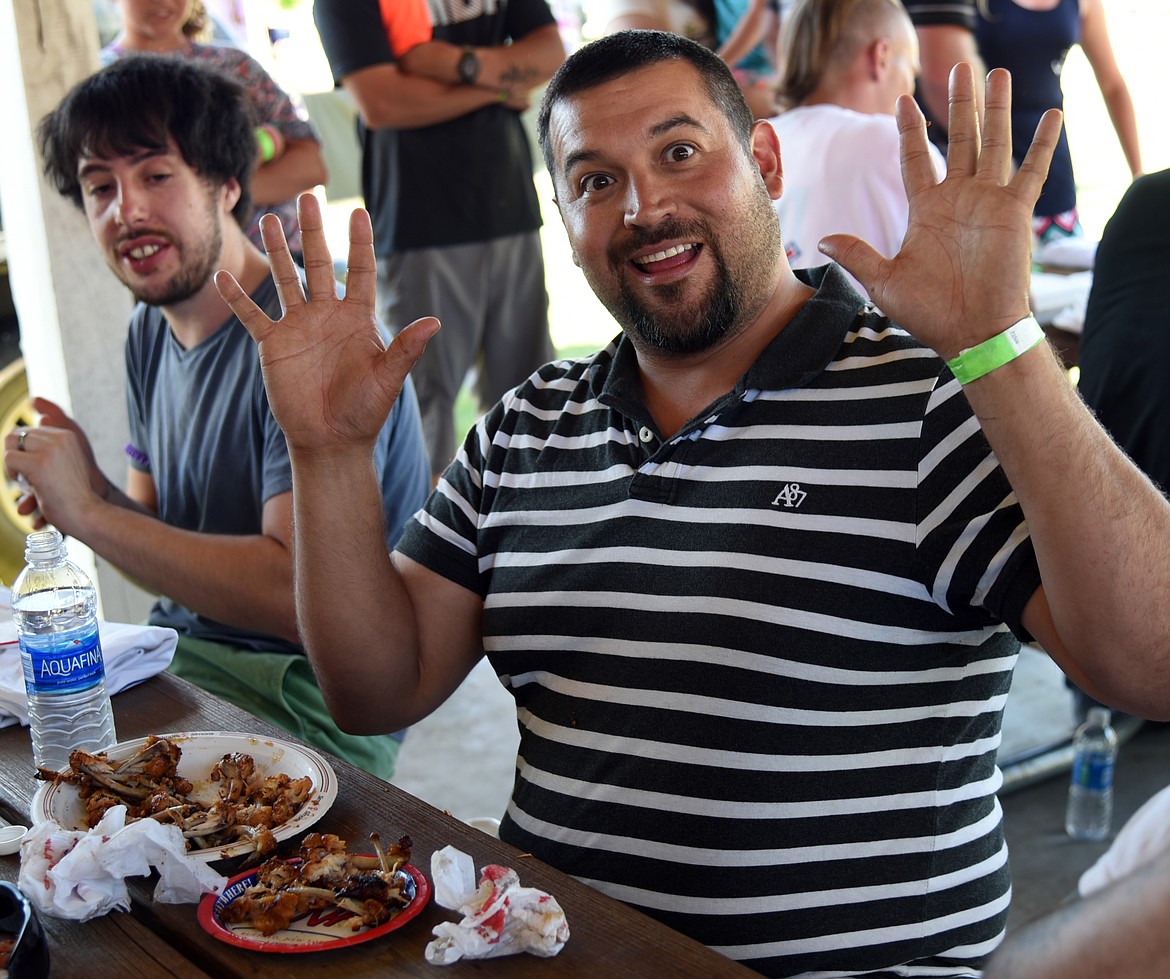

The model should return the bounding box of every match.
[376,232,554,475]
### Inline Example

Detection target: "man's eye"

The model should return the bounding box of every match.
[580,173,613,194]
[85,184,112,198]
[147,172,172,184]
[666,143,696,163]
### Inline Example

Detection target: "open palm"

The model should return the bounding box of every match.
[821,65,1062,360]
[215,193,439,453]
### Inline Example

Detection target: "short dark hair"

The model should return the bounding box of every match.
[537,30,755,180]
[38,54,257,226]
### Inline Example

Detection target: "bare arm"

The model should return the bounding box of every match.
[4,411,298,641]
[215,195,486,734]
[1078,0,1142,177]
[984,842,1170,979]
[342,63,511,130]
[250,138,329,207]
[717,0,769,70]
[820,66,1170,720]
[915,25,985,139]
[399,25,565,95]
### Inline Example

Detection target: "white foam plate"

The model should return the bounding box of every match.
[29,731,338,862]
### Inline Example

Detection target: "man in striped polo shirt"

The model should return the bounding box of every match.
[219,31,1170,979]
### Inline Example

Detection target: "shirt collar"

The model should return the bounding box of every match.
[591,264,869,424]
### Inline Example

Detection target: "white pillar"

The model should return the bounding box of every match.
[0,0,153,622]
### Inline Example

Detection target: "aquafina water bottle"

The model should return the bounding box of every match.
[1065,706,1118,841]
[11,529,117,772]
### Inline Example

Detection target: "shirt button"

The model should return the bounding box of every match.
[638,426,654,443]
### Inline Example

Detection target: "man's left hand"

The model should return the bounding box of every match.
[819,64,1062,360]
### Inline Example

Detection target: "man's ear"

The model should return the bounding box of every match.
[222,177,242,215]
[750,119,784,201]
[869,37,892,81]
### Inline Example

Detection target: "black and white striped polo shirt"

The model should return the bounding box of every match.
[399,265,1041,977]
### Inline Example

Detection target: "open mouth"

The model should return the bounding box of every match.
[127,243,163,260]
[631,242,701,274]
[119,237,171,275]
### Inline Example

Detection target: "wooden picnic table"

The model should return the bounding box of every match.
[0,671,757,977]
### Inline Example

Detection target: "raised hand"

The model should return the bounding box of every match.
[214,192,439,456]
[819,64,1063,361]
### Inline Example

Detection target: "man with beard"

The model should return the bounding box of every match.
[9,55,431,779]
[216,31,1170,976]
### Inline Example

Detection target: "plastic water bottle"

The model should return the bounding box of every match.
[1065,706,1118,841]
[11,529,117,773]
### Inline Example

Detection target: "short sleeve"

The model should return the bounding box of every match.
[315,0,396,79]
[379,0,433,58]
[914,371,1041,639]
[396,405,501,596]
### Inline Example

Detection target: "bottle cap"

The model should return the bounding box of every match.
[1087,706,1112,728]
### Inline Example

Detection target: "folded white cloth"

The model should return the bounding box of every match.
[0,586,177,730]
[18,805,226,920]
[425,845,570,965]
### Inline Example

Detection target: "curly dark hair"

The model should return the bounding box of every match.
[38,53,257,226]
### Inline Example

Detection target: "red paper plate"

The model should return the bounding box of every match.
[198,859,430,952]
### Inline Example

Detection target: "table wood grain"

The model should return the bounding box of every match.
[0,672,758,977]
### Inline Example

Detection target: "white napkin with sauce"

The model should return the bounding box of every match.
[17,805,226,920]
[425,845,570,965]
[0,586,177,730]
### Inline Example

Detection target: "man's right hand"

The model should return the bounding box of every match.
[214,192,440,457]
[3,399,108,535]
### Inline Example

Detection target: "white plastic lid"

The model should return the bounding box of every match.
[1087,706,1112,728]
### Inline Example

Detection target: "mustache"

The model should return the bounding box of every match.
[609,217,708,267]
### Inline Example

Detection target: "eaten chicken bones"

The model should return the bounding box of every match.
[34,735,313,861]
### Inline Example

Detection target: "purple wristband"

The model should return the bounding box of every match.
[124,442,150,468]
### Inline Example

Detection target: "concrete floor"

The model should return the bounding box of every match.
[390,658,518,826]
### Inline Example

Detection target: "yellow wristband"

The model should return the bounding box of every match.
[946,316,1045,385]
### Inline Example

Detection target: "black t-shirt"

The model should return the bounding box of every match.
[1078,169,1170,495]
[314,0,555,256]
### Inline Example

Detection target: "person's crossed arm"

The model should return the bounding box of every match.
[319,0,564,132]
[4,399,299,643]
[820,65,1170,721]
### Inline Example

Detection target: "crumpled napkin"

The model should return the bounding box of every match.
[1080,783,1170,898]
[425,844,569,965]
[0,591,178,730]
[17,805,226,920]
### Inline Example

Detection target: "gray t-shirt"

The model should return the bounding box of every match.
[124,275,431,652]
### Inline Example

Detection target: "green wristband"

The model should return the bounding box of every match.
[255,126,277,163]
[946,316,1044,385]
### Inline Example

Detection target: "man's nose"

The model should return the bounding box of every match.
[623,172,675,229]
[113,182,147,227]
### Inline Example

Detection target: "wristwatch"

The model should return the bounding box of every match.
[457,47,480,85]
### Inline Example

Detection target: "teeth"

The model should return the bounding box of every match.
[128,244,162,260]
[634,243,694,266]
